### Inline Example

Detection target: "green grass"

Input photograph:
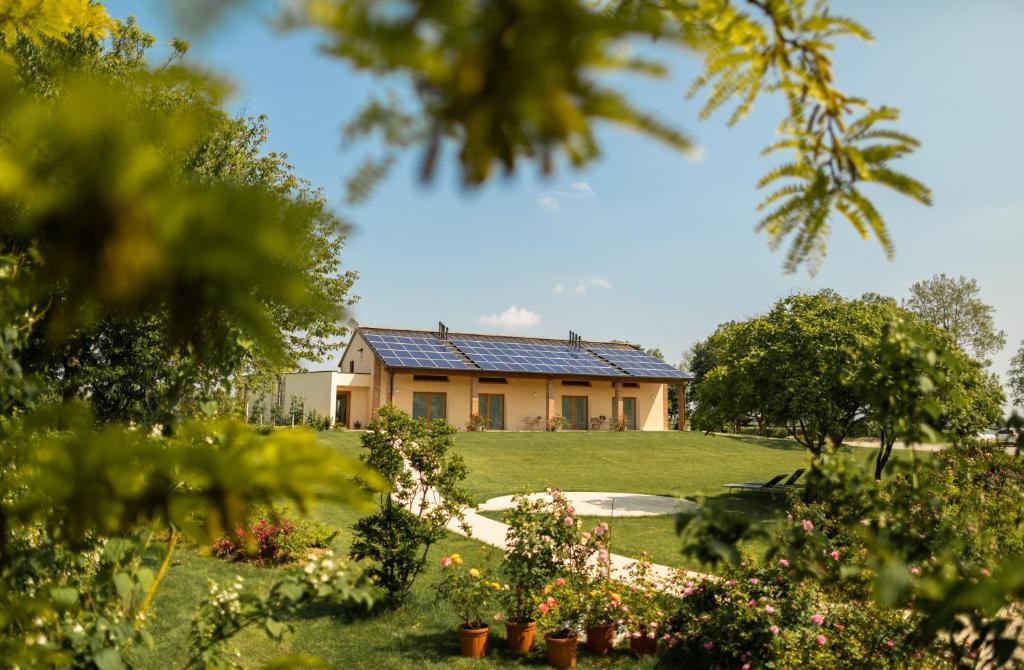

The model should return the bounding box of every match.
[139,430,907,669]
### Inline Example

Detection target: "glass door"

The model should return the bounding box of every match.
[479,394,505,430]
[623,397,637,430]
[335,391,350,427]
[612,396,638,430]
[561,396,588,430]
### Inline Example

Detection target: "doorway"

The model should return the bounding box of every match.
[479,394,505,430]
[561,396,588,430]
[612,396,637,430]
[335,390,351,427]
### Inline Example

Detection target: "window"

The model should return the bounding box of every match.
[479,377,508,384]
[623,382,640,388]
[412,392,446,421]
[561,380,592,387]
[349,360,355,373]
[413,374,449,382]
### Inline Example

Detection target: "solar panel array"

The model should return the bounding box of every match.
[362,333,472,370]
[587,346,688,378]
[450,337,620,376]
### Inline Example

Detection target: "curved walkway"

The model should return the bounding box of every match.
[478,491,699,517]
[445,492,707,583]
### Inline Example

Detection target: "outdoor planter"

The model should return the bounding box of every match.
[585,624,615,655]
[505,619,536,653]
[457,624,489,659]
[544,632,578,669]
[630,634,658,656]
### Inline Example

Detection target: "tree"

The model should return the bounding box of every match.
[694,292,884,456]
[853,312,1003,479]
[349,405,473,601]
[1009,341,1024,408]
[903,274,1006,364]
[273,0,931,273]
[12,22,358,427]
[0,11,380,668]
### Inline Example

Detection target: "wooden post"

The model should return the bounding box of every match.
[676,382,687,431]
[546,379,556,427]
[614,381,623,429]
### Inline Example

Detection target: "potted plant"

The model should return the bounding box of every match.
[582,579,622,655]
[620,555,671,656]
[537,578,584,669]
[436,554,501,659]
[546,415,567,432]
[465,412,488,432]
[499,492,573,652]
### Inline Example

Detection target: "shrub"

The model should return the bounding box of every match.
[662,559,932,669]
[499,489,609,623]
[305,409,330,431]
[349,405,473,601]
[211,505,336,562]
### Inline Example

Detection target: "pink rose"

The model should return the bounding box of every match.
[703,640,714,650]
[494,612,502,621]
[769,625,779,635]
[539,603,549,615]
[885,639,894,648]
[563,516,574,527]
[810,614,824,626]
[816,634,828,645]
[765,605,775,614]
[830,550,840,561]
[778,558,790,568]
[742,665,751,670]
[581,532,591,541]
[631,631,641,639]
[802,519,814,532]
[646,632,655,640]
[749,577,759,584]
[910,566,920,576]
[555,577,566,587]
[440,556,452,567]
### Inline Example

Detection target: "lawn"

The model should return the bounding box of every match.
[139,430,909,669]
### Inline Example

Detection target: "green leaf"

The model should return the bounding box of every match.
[94,649,126,670]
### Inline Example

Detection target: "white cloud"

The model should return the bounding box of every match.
[552,275,612,296]
[537,195,560,213]
[570,181,596,198]
[478,306,541,330]
[537,181,597,213]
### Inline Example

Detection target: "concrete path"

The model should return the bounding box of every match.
[478,491,700,517]
[446,494,706,584]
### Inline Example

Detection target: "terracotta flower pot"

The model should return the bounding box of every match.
[545,632,578,669]
[458,624,489,659]
[585,623,615,655]
[505,619,536,653]
[630,634,658,656]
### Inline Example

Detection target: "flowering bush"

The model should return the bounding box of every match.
[465,412,488,431]
[661,558,937,669]
[537,577,586,637]
[191,550,373,668]
[580,579,624,628]
[210,505,335,562]
[617,555,675,645]
[435,554,502,629]
[499,489,608,623]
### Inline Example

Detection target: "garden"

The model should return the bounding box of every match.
[3,3,1024,670]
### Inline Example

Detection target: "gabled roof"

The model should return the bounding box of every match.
[344,326,692,383]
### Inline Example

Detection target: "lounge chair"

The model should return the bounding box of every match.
[777,468,805,489]
[722,474,788,493]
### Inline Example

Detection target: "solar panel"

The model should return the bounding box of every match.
[587,346,688,378]
[451,338,620,376]
[363,333,473,370]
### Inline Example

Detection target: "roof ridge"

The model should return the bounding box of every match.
[358,325,635,348]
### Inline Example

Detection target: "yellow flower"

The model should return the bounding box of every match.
[543,585,552,594]
[453,556,463,565]
[491,582,502,590]
[589,590,598,597]
[468,568,480,578]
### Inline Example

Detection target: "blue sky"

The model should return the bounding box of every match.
[109,1,1023,394]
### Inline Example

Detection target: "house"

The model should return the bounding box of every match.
[255,325,693,431]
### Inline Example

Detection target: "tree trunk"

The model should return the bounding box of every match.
[874,431,894,481]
